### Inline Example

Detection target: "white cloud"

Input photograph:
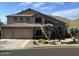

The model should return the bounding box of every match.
[51,2,65,5]
[19,2,46,8]
[41,7,52,10]
[52,8,79,20]
[40,6,56,11]
[32,2,45,8]
[19,2,33,6]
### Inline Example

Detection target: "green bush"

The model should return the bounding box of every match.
[32,36,46,39]
[38,39,44,42]
[38,39,48,44]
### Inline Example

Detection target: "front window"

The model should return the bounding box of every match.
[35,17,42,23]
[35,30,42,36]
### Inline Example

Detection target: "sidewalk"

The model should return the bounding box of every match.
[0,39,79,51]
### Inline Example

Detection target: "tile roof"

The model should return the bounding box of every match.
[7,8,67,24]
[47,15,70,24]
[7,8,39,17]
[7,14,35,17]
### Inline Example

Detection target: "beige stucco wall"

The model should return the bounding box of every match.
[7,16,15,24]
[7,14,46,24]
[7,14,65,26]
[2,27,33,39]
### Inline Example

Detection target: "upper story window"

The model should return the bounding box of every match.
[26,17,29,20]
[14,17,17,21]
[20,17,23,21]
[25,17,29,22]
[35,17,42,23]
[35,30,42,36]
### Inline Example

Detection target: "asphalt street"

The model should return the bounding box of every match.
[0,47,79,56]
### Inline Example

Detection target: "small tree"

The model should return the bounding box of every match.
[68,27,79,42]
[41,24,54,41]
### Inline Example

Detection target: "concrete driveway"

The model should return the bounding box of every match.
[0,39,31,50]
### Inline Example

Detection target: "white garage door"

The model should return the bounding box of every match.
[14,28,33,39]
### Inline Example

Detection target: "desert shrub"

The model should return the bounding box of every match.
[33,41,37,45]
[50,41,56,45]
[32,36,46,39]
[38,39,43,42]
[38,39,48,44]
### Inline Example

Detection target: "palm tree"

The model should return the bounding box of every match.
[41,24,54,41]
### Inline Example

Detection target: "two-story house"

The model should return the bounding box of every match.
[1,8,67,39]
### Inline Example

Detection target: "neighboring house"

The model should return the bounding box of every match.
[1,8,67,39]
[0,22,5,38]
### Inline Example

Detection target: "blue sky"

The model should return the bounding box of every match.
[0,2,79,23]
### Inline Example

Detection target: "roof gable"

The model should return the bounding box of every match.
[7,8,43,17]
[17,8,40,14]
